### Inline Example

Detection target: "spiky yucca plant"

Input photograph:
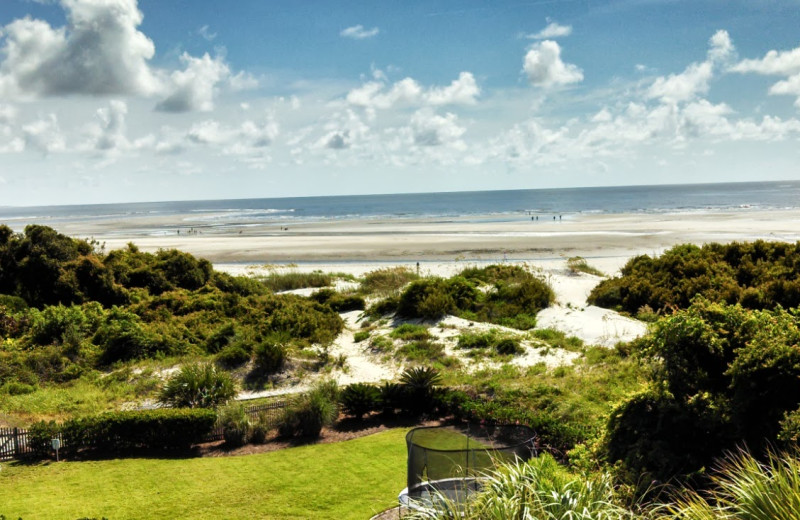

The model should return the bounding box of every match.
[660,450,800,520]
[406,454,637,520]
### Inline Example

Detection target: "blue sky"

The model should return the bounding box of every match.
[1,0,799,205]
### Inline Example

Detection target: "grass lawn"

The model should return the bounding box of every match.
[0,429,407,520]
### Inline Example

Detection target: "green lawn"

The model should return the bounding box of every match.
[0,429,407,520]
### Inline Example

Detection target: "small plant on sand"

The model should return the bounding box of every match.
[566,256,605,277]
[353,330,370,343]
[389,323,431,341]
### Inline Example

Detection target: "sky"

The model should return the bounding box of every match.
[1,0,800,206]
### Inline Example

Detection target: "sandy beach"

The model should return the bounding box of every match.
[47,209,800,265]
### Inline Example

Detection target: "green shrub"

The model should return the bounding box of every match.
[397,278,459,320]
[159,363,237,408]
[496,337,523,355]
[457,330,497,349]
[277,381,339,438]
[364,295,401,319]
[396,339,447,363]
[216,344,251,368]
[369,335,394,353]
[261,271,331,292]
[353,330,370,343]
[249,411,274,444]
[379,382,405,416]
[31,408,217,458]
[0,381,36,395]
[389,323,431,341]
[340,383,381,418]
[253,339,287,374]
[359,266,419,295]
[310,289,365,312]
[217,402,249,447]
[663,450,800,520]
[398,367,442,415]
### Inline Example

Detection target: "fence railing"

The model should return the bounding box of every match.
[0,399,288,461]
[204,400,288,442]
[0,427,34,461]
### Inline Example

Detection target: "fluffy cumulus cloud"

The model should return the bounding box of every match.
[522,40,583,87]
[156,53,231,112]
[647,30,733,105]
[88,100,130,153]
[409,109,466,148]
[732,44,800,108]
[0,0,248,112]
[0,0,159,98]
[528,21,572,40]
[346,72,479,110]
[22,114,66,154]
[340,24,379,40]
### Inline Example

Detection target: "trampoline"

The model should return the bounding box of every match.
[398,423,537,511]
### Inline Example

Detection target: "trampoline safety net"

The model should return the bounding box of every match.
[405,424,537,498]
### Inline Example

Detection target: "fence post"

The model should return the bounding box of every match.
[13,427,20,458]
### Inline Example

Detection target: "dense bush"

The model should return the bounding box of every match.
[390,266,552,329]
[217,402,249,447]
[605,299,800,482]
[310,288,365,312]
[339,383,381,418]
[277,381,339,437]
[260,271,331,292]
[359,266,419,295]
[589,241,800,314]
[252,339,287,374]
[29,408,217,457]
[159,363,237,408]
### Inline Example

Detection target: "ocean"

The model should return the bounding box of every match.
[1,181,799,232]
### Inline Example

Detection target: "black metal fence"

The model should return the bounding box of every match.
[0,399,289,461]
[204,400,288,442]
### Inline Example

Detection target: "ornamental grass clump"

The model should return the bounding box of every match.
[659,450,800,520]
[159,362,236,408]
[406,454,637,520]
[277,380,339,438]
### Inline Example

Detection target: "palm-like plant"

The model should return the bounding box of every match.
[660,450,800,520]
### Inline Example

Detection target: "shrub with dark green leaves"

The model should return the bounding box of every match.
[310,289,365,312]
[30,408,217,458]
[496,337,523,355]
[159,363,236,408]
[340,383,381,418]
[253,339,286,374]
[216,344,251,368]
[277,380,339,437]
[217,402,249,447]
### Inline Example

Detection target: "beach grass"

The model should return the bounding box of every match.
[0,429,407,520]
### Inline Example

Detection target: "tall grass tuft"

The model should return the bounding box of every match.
[660,450,800,520]
[260,271,332,292]
[406,454,637,520]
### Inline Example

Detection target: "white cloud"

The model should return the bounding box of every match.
[0,0,159,98]
[197,25,217,41]
[528,21,572,40]
[22,114,66,154]
[90,100,129,152]
[346,72,479,110]
[522,40,583,87]
[156,53,230,112]
[732,44,800,108]
[647,61,713,104]
[707,30,734,64]
[425,72,480,106]
[340,25,379,40]
[646,30,734,105]
[410,109,466,148]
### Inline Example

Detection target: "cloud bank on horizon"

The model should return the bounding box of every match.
[0,0,799,205]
